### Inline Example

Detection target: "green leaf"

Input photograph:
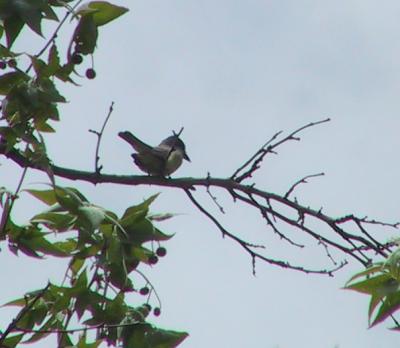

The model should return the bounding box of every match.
[148,213,176,222]
[31,211,76,231]
[4,17,24,47]
[26,189,57,205]
[370,292,400,327]
[104,293,127,323]
[2,334,24,348]
[75,268,88,289]
[108,261,133,291]
[34,120,55,132]
[77,204,106,232]
[368,293,383,320]
[0,71,29,95]
[45,44,61,76]
[0,43,15,59]
[69,256,85,275]
[122,324,188,348]
[345,263,385,285]
[147,327,189,348]
[28,234,69,257]
[42,3,58,21]
[3,297,27,307]
[77,1,129,26]
[55,62,76,83]
[38,77,66,103]
[22,316,55,344]
[122,194,159,220]
[16,1,43,36]
[55,186,85,212]
[385,248,400,280]
[345,273,394,295]
[73,15,98,55]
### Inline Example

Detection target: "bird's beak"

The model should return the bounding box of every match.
[184,152,191,162]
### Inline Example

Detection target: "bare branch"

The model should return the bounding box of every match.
[89,101,115,173]
[232,118,330,182]
[285,172,325,199]
[184,188,345,276]
[206,173,225,213]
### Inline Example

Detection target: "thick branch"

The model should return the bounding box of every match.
[1,143,395,274]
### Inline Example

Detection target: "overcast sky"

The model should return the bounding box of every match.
[2,1,400,347]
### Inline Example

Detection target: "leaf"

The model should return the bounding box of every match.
[22,316,55,344]
[55,186,84,213]
[146,327,189,348]
[28,234,69,257]
[12,0,47,36]
[4,17,24,47]
[3,297,27,307]
[31,211,76,231]
[2,334,24,348]
[76,268,88,288]
[16,1,43,36]
[26,189,57,205]
[122,194,159,220]
[38,77,66,103]
[345,273,396,296]
[42,3,58,21]
[385,248,400,280]
[45,44,61,76]
[77,204,106,232]
[69,256,85,275]
[0,71,29,95]
[345,263,385,285]
[73,15,98,55]
[122,324,188,348]
[104,293,127,323]
[77,1,129,26]
[148,213,176,222]
[368,293,383,320]
[370,292,400,327]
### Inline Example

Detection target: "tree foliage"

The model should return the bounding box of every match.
[0,1,187,347]
[0,1,399,347]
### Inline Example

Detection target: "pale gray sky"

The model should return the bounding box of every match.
[1,1,400,347]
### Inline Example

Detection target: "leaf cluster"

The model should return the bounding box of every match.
[345,248,400,329]
[0,1,188,347]
[1,186,187,347]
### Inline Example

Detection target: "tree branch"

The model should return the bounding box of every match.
[1,118,396,275]
[0,283,50,345]
[89,101,115,173]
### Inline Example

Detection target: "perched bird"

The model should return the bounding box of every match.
[118,131,190,176]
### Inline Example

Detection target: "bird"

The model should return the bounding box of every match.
[118,131,190,176]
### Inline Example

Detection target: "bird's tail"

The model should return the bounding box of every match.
[118,131,153,153]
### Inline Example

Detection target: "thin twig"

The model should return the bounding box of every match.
[247,192,304,248]
[206,173,225,213]
[15,321,148,335]
[135,269,162,308]
[26,0,84,74]
[0,164,28,238]
[0,283,50,345]
[89,101,115,173]
[184,188,345,276]
[285,172,325,199]
[232,118,330,182]
[231,130,282,179]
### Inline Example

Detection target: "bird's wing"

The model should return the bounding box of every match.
[118,131,153,153]
[151,144,173,160]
